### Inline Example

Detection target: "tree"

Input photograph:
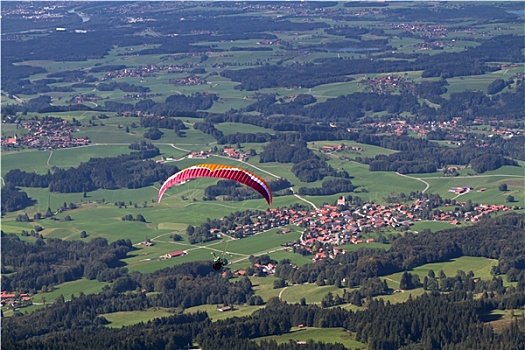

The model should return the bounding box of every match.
[80,231,88,238]
[506,195,515,203]
[499,183,508,191]
[487,78,506,95]
[400,271,419,290]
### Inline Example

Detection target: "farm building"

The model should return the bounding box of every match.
[161,250,187,259]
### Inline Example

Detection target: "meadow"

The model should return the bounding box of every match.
[255,327,366,350]
[278,283,343,304]
[214,122,275,135]
[183,303,265,322]
[30,278,109,305]
[409,220,459,233]
[380,256,498,290]
[444,66,524,97]
[101,308,176,328]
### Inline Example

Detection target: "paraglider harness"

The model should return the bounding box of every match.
[212,251,227,271]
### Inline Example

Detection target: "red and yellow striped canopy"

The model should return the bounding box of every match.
[157,164,273,205]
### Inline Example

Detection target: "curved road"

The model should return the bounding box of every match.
[279,286,289,301]
[395,172,430,193]
[47,150,53,166]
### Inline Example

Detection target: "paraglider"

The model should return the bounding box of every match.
[157,163,273,272]
[211,252,226,271]
[157,163,273,205]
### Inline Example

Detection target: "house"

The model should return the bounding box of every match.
[223,148,239,158]
[167,250,187,258]
[1,291,16,301]
[188,151,208,159]
[217,305,232,312]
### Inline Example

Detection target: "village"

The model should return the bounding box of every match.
[349,116,522,141]
[158,194,517,268]
[1,117,90,149]
[102,64,194,80]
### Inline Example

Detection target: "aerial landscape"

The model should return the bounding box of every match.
[1,1,524,349]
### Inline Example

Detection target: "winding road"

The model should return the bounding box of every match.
[395,172,430,193]
[279,286,289,301]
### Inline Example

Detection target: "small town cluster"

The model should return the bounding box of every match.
[161,196,516,267]
[102,64,194,80]
[348,117,521,141]
[1,117,90,149]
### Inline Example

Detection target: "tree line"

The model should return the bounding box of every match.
[3,143,177,194]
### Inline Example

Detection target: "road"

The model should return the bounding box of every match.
[47,150,53,166]
[279,286,289,301]
[395,172,430,193]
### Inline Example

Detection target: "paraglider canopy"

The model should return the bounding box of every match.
[157,163,273,205]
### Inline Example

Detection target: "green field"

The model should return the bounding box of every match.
[381,256,498,290]
[444,66,525,97]
[279,284,343,304]
[249,276,282,302]
[421,174,524,205]
[375,288,427,304]
[2,150,53,176]
[255,327,367,350]
[215,122,275,135]
[31,278,109,304]
[409,220,460,233]
[183,303,264,322]
[101,308,175,328]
